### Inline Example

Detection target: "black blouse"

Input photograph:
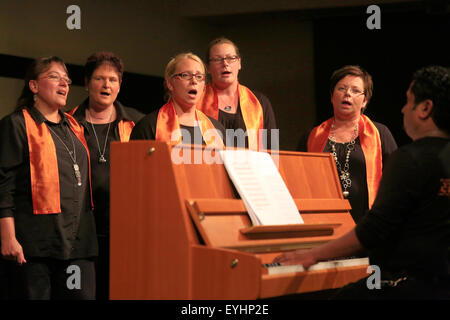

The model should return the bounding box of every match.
[219,90,277,149]
[298,121,398,222]
[70,99,144,237]
[130,109,227,145]
[0,107,97,260]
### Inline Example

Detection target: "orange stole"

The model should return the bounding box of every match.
[198,83,264,150]
[23,108,93,214]
[155,101,224,148]
[69,105,135,142]
[307,115,382,208]
[118,121,135,142]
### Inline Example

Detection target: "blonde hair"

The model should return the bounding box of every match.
[164,52,205,101]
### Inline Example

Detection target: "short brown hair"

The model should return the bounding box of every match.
[206,37,241,64]
[330,65,373,111]
[84,51,124,82]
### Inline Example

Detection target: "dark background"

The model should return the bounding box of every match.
[1,2,448,149]
[313,4,449,147]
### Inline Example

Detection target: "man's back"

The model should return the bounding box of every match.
[355,137,450,278]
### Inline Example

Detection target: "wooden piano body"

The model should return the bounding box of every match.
[109,141,368,299]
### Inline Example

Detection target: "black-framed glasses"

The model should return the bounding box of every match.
[209,55,240,64]
[171,72,206,82]
[336,86,365,96]
[41,72,72,85]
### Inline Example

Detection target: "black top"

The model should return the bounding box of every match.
[219,90,277,149]
[70,99,144,237]
[298,121,398,222]
[0,107,97,260]
[130,108,227,145]
[355,137,450,278]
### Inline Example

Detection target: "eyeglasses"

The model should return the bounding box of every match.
[336,86,365,96]
[209,55,240,64]
[172,72,206,82]
[41,72,72,85]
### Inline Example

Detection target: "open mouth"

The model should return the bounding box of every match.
[221,71,232,76]
[100,91,111,96]
[56,90,67,96]
[188,89,198,96]
[342,101,352,106]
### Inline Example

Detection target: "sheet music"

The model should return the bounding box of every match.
[219,150,303,225]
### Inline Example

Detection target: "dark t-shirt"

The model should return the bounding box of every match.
[84,121,116,236]
[70,99,145,237]
[355,137,450,278]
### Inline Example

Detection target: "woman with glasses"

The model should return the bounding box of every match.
[197,37,277,150]
[0,56,97,299]
[131,52,225,147]
[67,51,144,300]
[298,65,397,223]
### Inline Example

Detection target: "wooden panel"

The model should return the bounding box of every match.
[110,141,197,299]
[191,245,261,299]
[277,151,342,199]
[259,265,369,298]
[187,198,351,214]
[240,223,338,237]
[186,198,355,253]
[171,145,235,199]
[186,201,354,252]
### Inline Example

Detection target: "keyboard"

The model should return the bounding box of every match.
[263,257,369,275]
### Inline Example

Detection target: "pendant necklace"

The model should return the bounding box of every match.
[328,121,359,198]
[47,123,82,187]
[88,108,114,164]
[220,93,237,112]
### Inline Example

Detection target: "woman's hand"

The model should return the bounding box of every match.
[0,217,26,265]
[1,237,26,265]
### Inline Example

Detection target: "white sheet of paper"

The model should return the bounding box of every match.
[219,150,303,225]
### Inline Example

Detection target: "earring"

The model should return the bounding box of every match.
[33,94,37,102]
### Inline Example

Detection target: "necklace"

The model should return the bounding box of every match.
[224,105,232,111]
[47,123,82,187]
[88,108,113,164]
[328,121,359,198]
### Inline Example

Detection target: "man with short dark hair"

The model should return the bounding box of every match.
[274,65,450,299]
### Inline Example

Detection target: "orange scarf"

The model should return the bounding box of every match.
[307,115,382,208]
[198,83,264,150]
[117,121,135,142]
[23,108,93,214]
[69,105,135,142]
[155,101,224,148]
